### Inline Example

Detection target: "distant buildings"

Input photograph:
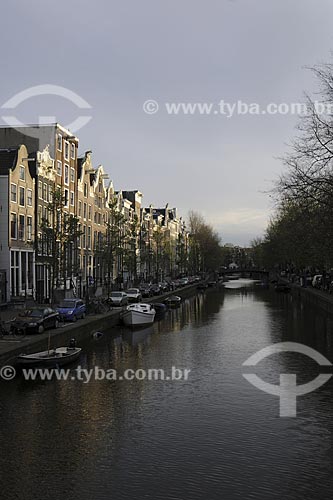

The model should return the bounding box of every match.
[0,124,189,304]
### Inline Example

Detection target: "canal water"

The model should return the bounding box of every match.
[0,280,332,500]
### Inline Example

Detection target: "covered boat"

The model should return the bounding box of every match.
[122,303,156,326]
[164,295,182,307]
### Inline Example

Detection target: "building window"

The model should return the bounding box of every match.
[27,189,33,206]
[64,189,69,207]
[88,205,92,220]
[64,164,69,185]
[43,183,47,202]
[87,226,91,249]
[70,143,76,160]
[70,191,74,206]
[84,182,88,197]
[19,165,25,180]
[10,213,17,239]
[83,203,87,219]
[64,141,69,160]
[57,134,62,152]
[70,167,75,183]
[27,216,32,240]
[38,181,42,199]
[78,200,82,217]
[38,206,42,225]
[19,187,25,206]
[18,215,25,240]
[10,183,17,203]
[77,223,81,249]
[48,184,52,202]
[57,160,62,176]
[82,225,86,248]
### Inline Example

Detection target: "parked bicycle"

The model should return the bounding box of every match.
[0,318,26,340]
[87,298,109,315]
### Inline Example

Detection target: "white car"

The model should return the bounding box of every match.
[108,291,128,306]
[126,288,142,302]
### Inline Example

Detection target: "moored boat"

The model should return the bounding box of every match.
[164,295,182,307]
[17,339,81,368]
[122,303,156,327]
[152,302,167,320]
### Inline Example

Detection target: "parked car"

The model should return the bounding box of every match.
[139,284,153,298]
[179,277,189,286]
[159,282,169,292]
[11,308,59,335]
[56,299,86,322]
[126,288,142,302]
[108,291,128,306]
[151,284,162,295]
[312,275,323,288]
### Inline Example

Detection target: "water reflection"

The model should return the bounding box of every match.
[0,282,332,500]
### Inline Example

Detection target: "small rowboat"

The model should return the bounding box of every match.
[17,339,81,367]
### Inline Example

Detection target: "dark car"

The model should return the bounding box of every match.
[159,282,169,292]
[56,299,86,322]
[151,284,162,295]
[11,308,59,335]
[139,284,153,298]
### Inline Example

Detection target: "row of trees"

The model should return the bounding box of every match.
[251,60,333,270]
[188,211,223,274]
[38,193,227,300]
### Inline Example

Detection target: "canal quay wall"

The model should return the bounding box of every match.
[290,284,333,316]
[0,284,201,367]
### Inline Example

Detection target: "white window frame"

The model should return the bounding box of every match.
[70,191,75,206]
[43,183,48,202]
[64,164,69,186]
[57,160,62,176]
[18,215,25,241]
[19,165,25,181]
[27,216,32,241]
[10,213,17,240]
[70,143,76,160]
[10,183,17,203]
[64,189,69,208]
[70,167,75,183]
[19,186,25,207]
[57,134,63,152]
[64,141,70,161]
[27,188,33,207]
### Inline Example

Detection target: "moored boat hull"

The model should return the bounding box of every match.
[17,347,82,368]
[122,304,156,327]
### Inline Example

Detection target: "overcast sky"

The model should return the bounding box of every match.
[1,0,333,245]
